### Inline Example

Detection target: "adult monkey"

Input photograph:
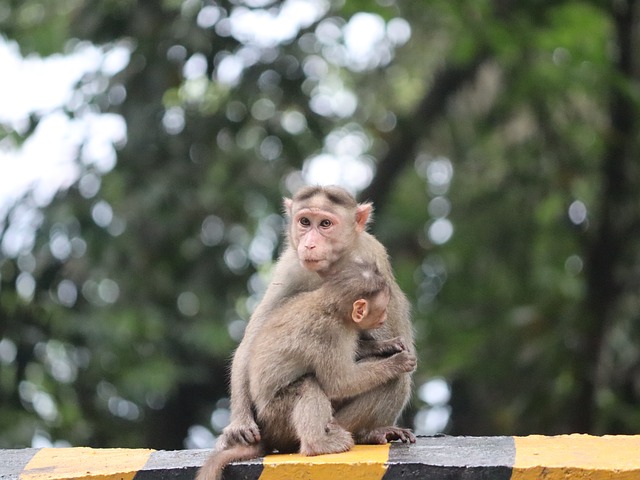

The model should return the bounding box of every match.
[218,185,415,448]
[196,262,415,480]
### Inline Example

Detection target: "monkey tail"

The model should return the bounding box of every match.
[196,443,264,480]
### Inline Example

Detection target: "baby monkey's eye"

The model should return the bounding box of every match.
[299,217,311,226]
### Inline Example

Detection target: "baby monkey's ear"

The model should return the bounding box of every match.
[352,299,369,323]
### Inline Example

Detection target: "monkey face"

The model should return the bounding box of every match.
[284,187,372,274]
[290,205,353,273]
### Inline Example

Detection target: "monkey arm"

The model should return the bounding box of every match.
[316,351,416,401]
[227,340,253,421]
[355,336,408,360]
[218,339,261,447]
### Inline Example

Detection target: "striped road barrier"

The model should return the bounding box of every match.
[1,434,639,480]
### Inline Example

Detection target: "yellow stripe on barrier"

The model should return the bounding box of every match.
[512,434,640,480]
[259,444,390,480]
[20,447,154,480]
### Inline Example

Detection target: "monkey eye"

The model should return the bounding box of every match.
[320,219,332,228]
[299,217,311,226]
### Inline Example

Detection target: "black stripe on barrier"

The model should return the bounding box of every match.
[133,449,264,480]
[134,449,200,480]
[222,457,264,480]
[383,436,515,480]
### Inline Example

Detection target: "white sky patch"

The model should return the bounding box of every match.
[228,0,329,49]
[0,36,129,256]
[213,0,329,86]
[343,13,386,59]
[308,78,358,118]
[303,153,374,193]
[0,40,102,132]
[302,126,374,194]
[1,112,82,210]
[315,14,411,72]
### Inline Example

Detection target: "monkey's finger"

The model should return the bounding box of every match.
[228,431,252,446]
[227,432,245,445]
[401,430,417,443]
[398,429,415,443]
[392,337,408,351]
[240,428,261,445]
[251,426,262,443]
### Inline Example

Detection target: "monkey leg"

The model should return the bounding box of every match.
[333,373,415,444]
[292,377,354,456]
[255,391,300,454]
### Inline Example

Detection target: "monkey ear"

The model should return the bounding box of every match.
[352,299,368,323]
[355,203,373,232]
[283,197,293,217]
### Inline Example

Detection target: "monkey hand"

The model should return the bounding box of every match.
[356,336,408,360]
[388,350,417,374]
[357,426,417,445]
[377,336,409,355]
[218,419,261,447]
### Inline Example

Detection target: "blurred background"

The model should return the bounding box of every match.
[0,0,639,450]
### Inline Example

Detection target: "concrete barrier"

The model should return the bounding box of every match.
[1,435,639,480]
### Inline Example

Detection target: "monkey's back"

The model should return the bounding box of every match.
[247,288,356,415]
[350,232,414,353]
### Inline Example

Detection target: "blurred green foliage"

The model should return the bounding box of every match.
[0,0,639,449]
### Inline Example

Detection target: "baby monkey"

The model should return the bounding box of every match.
[197,262,416,480]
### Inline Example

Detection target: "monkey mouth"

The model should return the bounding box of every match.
[302,257,324,263]
[301,258,327,270]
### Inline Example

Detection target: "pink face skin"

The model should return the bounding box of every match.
[291,205,347,274]
[352,290,390,330]
[285,192,370,275]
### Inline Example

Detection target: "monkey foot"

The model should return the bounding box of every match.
[356,426,416,445]
[300,423,354,456]
[218,420,261,448]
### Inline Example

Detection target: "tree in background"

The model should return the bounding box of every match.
[0,0,638,448]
